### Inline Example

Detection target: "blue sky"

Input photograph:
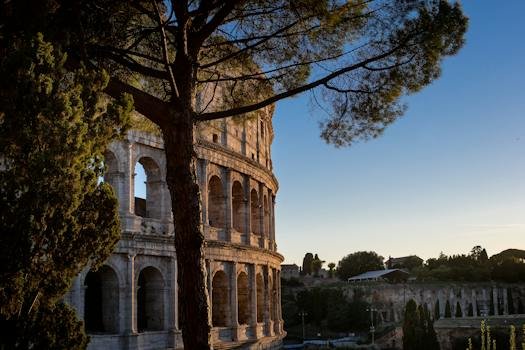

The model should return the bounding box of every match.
[271,1,525,265]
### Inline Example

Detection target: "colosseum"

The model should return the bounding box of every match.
[65,108,285,349]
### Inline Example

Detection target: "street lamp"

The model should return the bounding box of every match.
[299,310,308,342]
[366,307,377,344]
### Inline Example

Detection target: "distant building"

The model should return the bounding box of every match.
[281,264,300,279]
[386,255,423,270]
[347,269,409,283]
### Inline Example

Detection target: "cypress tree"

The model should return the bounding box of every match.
[455,302,463,318]
[403,299,420,350]
[445,300,452,318]
[468,303,474,317]
[0,34,132,349]
[434,300,441,320]
[423,307,440,350]
[403,300,440,350]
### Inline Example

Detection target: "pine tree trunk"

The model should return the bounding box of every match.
[163,109,212,349]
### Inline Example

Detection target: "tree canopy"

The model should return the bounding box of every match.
[336,251,385,280]
[1,1,468,347]
[414,246,525,282]
[0,33,132,348]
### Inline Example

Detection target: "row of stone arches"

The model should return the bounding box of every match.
[84,265,165,334]
[208,175,273,237]
[210,269,278,328]
[104,148,275,240]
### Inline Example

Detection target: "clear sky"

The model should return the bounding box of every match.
[271,1,525,266]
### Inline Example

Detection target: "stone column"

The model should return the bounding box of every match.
[263,266,272,336]
[503,288,509,315]
[124,141,134,215]
[230,262,239,340]
[162,180,172,222]
[147,179,164,219]
[170,257,178,331]
[225,168,233,242]
[256,117,260,162]
[105,171,125,211]
[250,265,258,335]
[493,287,499,316]
[472,289,478,317]
[73,275,83,320]
[126,254,137,333]
[482,289,488,316]
[258,183,265,247]
[450,289,456,318]
[270,194,276,246]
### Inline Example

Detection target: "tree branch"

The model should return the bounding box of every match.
[196,44,406,121]
[105,78,171,127]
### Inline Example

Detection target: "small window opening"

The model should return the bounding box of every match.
[212,134,218,143]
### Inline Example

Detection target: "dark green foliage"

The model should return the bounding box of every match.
[416,246,525,282]
[327,263,336,278]
[444,300,452,318]
[403,299,440,350]
[0,34,131,348]
[14,302,89,350]
[467,303,474,317]
[389,256,423,270]
[403,300,419,350]
[336,251,385,280]
[434,300,440,320]
[281,277,304,287]
[312,254,325,277]
[302,253,314,276]
[455,302,462,318]
[290,287,370,332]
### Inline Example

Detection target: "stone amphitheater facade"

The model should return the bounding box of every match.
[65,108,285,349]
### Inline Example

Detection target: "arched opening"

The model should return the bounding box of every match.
[232,181,245,233]
[84,265,119,334]
[137,266,165,332]
[256,273,264,323]
[212,271,230,327]
[250,189,260,235]
[134,157,162,218]
[263,195,269,237]
[237,272,250,325]
[208,176,226,229]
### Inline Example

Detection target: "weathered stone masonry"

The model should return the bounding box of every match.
[66,110,284,350]
[345,282,525,324]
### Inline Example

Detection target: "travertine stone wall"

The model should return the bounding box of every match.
[66,111,284,350]
[344,282,525,324]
